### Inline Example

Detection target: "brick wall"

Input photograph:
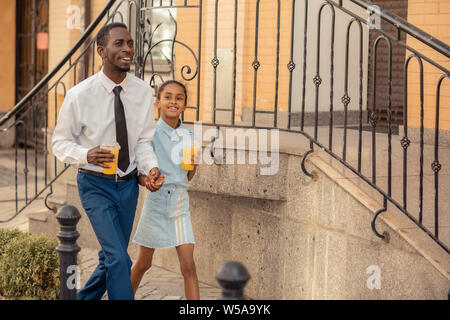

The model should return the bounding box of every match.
[367,0,409,126]
[239,0,292,117]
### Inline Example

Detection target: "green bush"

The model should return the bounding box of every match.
[0,229,59,300]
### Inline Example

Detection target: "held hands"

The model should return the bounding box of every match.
[141,167,165,192]
[88,147,165,191]
[87,146,114,168]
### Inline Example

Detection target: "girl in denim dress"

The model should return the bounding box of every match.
[130,80,200,299]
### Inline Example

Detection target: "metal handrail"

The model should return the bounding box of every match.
[350,0,450,59]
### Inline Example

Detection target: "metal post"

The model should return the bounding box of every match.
[56,205,81,300]
[215,261,250,300]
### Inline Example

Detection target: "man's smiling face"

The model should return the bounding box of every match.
[99,26,134,73]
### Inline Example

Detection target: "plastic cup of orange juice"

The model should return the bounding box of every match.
[181,141,200,171]
[101,141,121,175]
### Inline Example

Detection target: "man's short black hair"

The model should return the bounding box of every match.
[96,22,128,47]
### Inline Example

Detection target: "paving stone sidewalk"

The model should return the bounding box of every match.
[79,247,222,300]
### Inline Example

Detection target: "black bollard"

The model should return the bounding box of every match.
[56,205,81,300]
[215,261,250,300]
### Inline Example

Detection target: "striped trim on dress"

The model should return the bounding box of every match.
[174,190,184,245]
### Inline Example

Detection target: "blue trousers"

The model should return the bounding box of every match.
[76,171,138,300]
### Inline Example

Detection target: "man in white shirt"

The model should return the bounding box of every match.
[52,22,164,300]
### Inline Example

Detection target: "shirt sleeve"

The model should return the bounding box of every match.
[51,90,90,167]
[135,93,159,176]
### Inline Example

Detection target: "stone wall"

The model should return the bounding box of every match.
[144,151,448,299]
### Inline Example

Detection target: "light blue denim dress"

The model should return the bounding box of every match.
[132,118,196,249]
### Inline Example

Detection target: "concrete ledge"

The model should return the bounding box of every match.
[241,109,368,129]
[190,156,288,201]
[400,125,450,147]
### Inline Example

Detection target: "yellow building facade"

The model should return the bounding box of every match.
[406,0,450,131]
[175,0,292,123]
[1,0,448,132]
[0,1,16,114]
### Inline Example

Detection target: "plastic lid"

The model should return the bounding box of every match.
[101,141,121,150]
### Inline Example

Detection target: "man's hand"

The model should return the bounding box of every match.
[138,174,148,187]
[145,167,165,192]
[87,146,115,168]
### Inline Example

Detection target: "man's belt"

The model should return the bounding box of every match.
[78,168,137,182]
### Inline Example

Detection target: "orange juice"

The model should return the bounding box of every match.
[182,143,200,171]
[101,142,120,175]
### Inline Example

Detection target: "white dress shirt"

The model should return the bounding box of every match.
[52,69,158,177]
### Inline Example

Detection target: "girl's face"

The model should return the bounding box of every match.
[156,83,187,121]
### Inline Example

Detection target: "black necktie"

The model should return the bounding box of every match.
[113,86,130,172]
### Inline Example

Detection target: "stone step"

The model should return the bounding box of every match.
[0,199,47,232]
[27,208,58,237]
[26,190,67,237]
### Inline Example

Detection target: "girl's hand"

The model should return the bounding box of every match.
[146,174,165,191]
[146,167,165,191]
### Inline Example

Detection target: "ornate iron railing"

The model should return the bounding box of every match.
[0,0,448,255]
[139,0,450,254]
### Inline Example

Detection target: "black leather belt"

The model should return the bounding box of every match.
[78,168,137,182]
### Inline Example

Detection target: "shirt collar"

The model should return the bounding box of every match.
[157,118,189,142]
[99,68,129,93]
